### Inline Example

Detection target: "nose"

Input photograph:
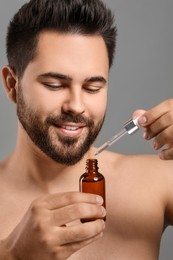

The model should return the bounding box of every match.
[62,88,85,115]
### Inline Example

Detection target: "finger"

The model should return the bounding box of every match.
[62,232,103,256]
[152,126,173,150]
[53,232,103,259]
[57,219,105,245]
[51,203,106,226]
[159,147,173,160]
[165,142,173,149]
[132,109,146,120]
[137,99,173,127]
[144,111,173,139]
[42,192,103,210]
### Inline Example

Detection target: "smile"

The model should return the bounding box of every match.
[54,123,86,138]
[61,125,80,131]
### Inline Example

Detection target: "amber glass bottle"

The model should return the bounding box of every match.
[79,159,106,222]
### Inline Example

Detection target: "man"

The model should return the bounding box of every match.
[0,0,173,259]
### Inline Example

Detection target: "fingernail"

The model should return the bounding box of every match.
[143,132,149,140]
[101,206,106,217]
[152,141,158,150]
[159,152,164,160]
[96,196,103,205]
[138,116,147,125]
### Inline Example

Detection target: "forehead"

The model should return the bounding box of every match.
[30,31,109,78]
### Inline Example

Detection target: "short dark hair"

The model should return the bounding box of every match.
[6,0,117,78]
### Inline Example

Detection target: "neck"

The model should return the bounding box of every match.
[6,125,95,192]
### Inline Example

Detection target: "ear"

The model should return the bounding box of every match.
[1,66,18,104]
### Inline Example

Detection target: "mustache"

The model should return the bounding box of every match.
[46,113,94,127]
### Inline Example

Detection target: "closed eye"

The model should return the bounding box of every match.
[83,86,102,93]
[43,83,67,90]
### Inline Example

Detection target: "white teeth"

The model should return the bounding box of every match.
[62,126,79,131]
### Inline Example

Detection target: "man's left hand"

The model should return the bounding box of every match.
[133,99,173,160]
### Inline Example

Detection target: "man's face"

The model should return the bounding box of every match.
[17,32,109,165]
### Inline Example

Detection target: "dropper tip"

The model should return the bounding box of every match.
[93,152,98,156]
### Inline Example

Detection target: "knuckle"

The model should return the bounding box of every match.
[68,203,88,218]
[148,110,156,121]
[65,192,96,204]
[77,225,89,239]
[66,225,89,242]
[72,203,104,219]
[30,200,50,231]
[40,232,53,248]
[67,228,80,241]
[163,129,172,141]
[30,199,43,216]
[65,192,79,204]
[155,134,164,145]
[164,99,173,108]
[73,203,86,216]
[33,218,46,232]
[32,211,50,233]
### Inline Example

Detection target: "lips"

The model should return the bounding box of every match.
[54,123,86,138]
[61,125,80,131]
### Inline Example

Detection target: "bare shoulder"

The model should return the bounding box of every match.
[97,150,173,184]
[98,150,173,224]
[98,149,173,168]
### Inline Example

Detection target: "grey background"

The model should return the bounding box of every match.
[0,0,172,259]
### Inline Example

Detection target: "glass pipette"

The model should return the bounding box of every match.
[94,118,139,156]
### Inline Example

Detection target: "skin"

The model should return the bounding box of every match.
[1,31,173,260]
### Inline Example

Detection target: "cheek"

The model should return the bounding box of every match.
[87,94,107,121]
[23,85,62,115]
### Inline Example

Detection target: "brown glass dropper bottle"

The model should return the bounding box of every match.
[79,159,106,222]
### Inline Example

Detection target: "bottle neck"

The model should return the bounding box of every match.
[86,159,99,174]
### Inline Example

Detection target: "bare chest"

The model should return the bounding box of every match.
[69,178,164,260]
[0,167,166,260]
[0,180,164,260]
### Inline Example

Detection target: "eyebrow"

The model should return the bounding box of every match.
[84,76,107,84]
[37,72,107,84]
[37,72,72,81]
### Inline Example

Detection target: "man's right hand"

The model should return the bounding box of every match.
[2,192,106,260]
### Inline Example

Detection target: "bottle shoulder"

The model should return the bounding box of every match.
[80,172,105,182]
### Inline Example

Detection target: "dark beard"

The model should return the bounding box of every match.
[17,85,105,165]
